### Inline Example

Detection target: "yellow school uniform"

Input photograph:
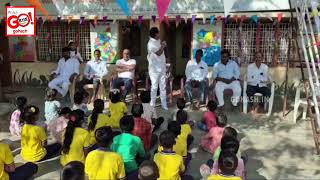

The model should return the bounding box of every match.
[109,102,128,128]
[180,124,192,138]
[21,124,47,162]
[60,128,91,166]
[154,152,185,180]
[87,114,112,145]
[158,135,187,157]
[0,143,14,180]
[208,174,242,180]
[85,149,126,180]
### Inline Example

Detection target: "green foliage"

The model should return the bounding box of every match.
[13,69,49,87]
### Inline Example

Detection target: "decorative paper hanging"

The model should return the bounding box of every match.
[138,16,143,26]
[156,0,171,22]
[116,0,131,16]
[277,13,283,23]
[233,15,238,23]
[164,16,170,26]
[210,15,216,25]
[267,16,273,22]
[184,16,188,23]
[224,15,230,24]
[57,16,61,22]
[80,16,85,25]
[191,15,197,24]
[103,16,108,24]
[176,15,181,27]
[38,17,43,25]
[251,15,259,24]
[113,19,117,24]
[129,16,133,25]
[94,16,99,26]
[152,15,156,23]
[67,16,73,24]
[216,16,222,23]
[202,16,206,24]
[23,0,50,20]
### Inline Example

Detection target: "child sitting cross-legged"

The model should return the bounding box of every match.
[131,103,157,151]
[61,161,85,180]
[197,100,218,131]
[87,99,112,147]
[207,151,242,180]
[72,91,89,116]
[47,107,71,143]
[111,115,146,175]
[85,126,126,180]
[60,110,91,166]
[200,113,227,154]
[176,110,194,149]
[9,96,27,137]
[154,130,194,180]
[0,142,38,180]
[20,105,61,162]
[109,89,128,128]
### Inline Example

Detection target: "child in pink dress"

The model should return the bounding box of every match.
[200,113,227,153]
[197,100,217,131]
[47,107,71,143]
[9,96,27,137]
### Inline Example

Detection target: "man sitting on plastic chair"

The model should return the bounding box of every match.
[112,49,136,100]
[78,49,108,100]
[245,51,271,113]
[48,47,80,98]
[185,49,208,109]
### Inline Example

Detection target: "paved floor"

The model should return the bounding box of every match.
[0,87,319,180]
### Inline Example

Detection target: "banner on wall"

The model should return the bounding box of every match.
[192,21,222,66]
[9,36,36,62]
[90,22,119,63]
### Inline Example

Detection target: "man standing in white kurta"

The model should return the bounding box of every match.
[147,27,168,110]
[213,49,241,108]
[48,47,80,97]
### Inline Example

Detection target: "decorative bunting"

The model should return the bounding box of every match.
[117,0,131,16]
[67,16,73,24]
[113,19,117,24]
[129,16,133,25]
[152,15,156,23]
[57,16,61,22]
[216,16,222,23]
[191,15,197,24]
[210,15,216,25]
[156,0,171,22]
[80,16,85,25]
[233,15,238,23]
[38,17,43,25]
[224,15,230,24]
[176,15,181,27]
[164,16,170,26]
[184,16,188,24]
[24,0,50,20]
[138,16,143,26]
[103,16,108,24]
[94,16,99,26]
[251,15,259,24]
[277,13,283,23]
[202,16,206,24]
[267,16,273,22]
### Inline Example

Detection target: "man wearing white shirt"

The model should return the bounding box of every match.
[68,40,83,63]
[48,47,80,97]
[79,49,108,94]
[147,27,168,110]
[185,49,208,105]
[112,49,136,99]
[246,52,271,107]
[213,50,241,107]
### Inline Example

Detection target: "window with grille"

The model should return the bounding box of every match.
[36,21,91,62]
[224,22,292,66]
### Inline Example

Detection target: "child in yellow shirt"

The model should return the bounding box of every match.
[61,161,85,180]
[85,126,126,180]
[20,105,61,162]
[87,99,112,146]
[176,110,194,149]
[109,89,128,128]
[60,110,91,166]
[0,143,38,180]
[154,130,193,180]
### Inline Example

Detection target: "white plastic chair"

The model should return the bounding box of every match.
[243,75,275,116]
[293,81,319,123]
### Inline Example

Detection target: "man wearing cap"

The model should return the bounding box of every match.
[48,47,80,97]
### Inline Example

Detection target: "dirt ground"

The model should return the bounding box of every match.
[0,86,319,180]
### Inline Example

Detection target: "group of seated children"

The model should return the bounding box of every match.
[2,87,245,180]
